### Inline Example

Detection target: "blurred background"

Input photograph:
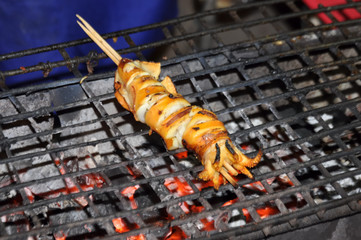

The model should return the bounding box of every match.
[0,0,238,87]
[0,0,179,87]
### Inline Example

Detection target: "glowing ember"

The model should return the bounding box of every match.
[112,218,144,239]
[49,156,107,206]
[242,206,280,222]
[78,173,105,191]
[180,201,204,214]
[113,218,130,233]
[112,218,146,240]
[127,234,146,240]
[24,187,35,203]
[193,179,214,191]
[126,165,139,179]
[165,177,193,197]
[241,209,252,222]
[222,198,280,222]
[190,204,205,213]
[163,226,188,240]
[121,185,140,209]
[180,201,215,231]
[54,158,87,206]
[200,218,216,231]
[112,217,136,233]
[165,178,216,232]
[242,175,294,193]
[242,178,275,193]
[277,174,294,186]
[174,151,188,159]
[53,231,67,240]
[257,206,280,218]
[180,202,190,213]
[241,145,250,151]
[222,198,238,207]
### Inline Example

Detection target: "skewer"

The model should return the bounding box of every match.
[220,168,237,187]
[76,14,122,65]
[223,161,238,176]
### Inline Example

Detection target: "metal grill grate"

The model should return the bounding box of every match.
[1,0,361,239]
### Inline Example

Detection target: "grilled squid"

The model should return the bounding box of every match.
[77,15,262,189]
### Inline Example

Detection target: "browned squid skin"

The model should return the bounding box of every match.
[114,58,262,189]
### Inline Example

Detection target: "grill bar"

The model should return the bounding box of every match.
[0,88,360,188]
[1,2,361,78]
[0,123,360,215]
[205,194,361,239]
[1,39,360,146]
[0,21,360,97]
[1,141,360,220]
[1,59,360,163]
[2,168,359,240]
[1,29,361,100]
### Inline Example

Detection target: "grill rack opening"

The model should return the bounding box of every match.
[1,0,361,239]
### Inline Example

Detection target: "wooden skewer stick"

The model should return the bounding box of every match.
[223,161,238,176]
[76,14,122,65]
[220,168,237,187]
